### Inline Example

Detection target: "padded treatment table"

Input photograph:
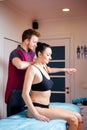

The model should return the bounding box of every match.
[0,102,80,130]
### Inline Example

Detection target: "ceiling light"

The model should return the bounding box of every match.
[62,8,70,12]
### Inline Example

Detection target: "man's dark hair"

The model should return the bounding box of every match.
[22,29,40,42]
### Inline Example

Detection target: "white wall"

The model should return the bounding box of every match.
[0,2,87,118]
[0,2,31,40]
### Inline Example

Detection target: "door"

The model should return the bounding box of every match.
[40,38,70,102]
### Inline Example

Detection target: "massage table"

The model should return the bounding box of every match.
[0,102,80,130]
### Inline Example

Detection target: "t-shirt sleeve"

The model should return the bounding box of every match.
[10,50,20,62]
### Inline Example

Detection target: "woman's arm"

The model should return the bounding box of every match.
[45,66,77,74]
[22,65,50,122]
[22,66,39,115]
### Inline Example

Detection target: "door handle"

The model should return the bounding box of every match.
[65,87,70,94]
[66,91,69,94]
[65,87,69,89]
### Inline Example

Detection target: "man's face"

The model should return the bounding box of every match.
[28,35,39,51]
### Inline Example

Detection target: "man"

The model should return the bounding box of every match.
[5,28,40,117]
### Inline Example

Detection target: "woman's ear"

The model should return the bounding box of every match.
[38,51,42,57]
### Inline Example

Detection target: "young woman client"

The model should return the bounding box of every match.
[22,42,82,130]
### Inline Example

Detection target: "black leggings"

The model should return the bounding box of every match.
[33,102,49,108]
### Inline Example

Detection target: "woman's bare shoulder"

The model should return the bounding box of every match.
[27,64,37,73]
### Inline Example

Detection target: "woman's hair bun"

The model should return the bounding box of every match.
[37,42,42,46]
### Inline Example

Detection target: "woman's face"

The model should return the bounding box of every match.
[41,47,52,64]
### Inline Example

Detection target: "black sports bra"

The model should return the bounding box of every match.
[32,65,54,91]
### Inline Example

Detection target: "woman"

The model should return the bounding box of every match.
[22,42,82,130]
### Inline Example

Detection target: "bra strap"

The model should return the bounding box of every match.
[33,65,43,74]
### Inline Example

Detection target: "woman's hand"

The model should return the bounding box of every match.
[66,68,77,74]
[34,113,50,122]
